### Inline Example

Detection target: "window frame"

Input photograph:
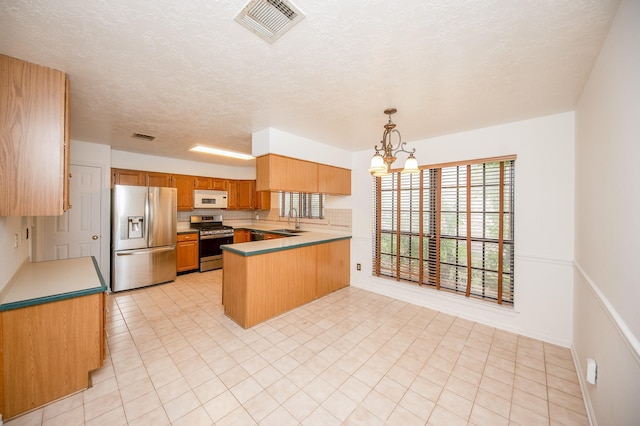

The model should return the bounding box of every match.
[373,155,515,305]
[279,192,325,219]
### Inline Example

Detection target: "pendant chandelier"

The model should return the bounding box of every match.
[368,108,419,176]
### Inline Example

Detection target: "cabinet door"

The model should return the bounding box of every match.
[255,191,271,211]
[176,233,199,272]
[146,172,170,187]
[226,180,238,209]
[63,78,71,211]
[112,169,144,186]
[194,176,212,189]
[256,154,318,193]
[234,229,251,243]
[1,294,103,418]
[0,55,67,216]
[211,178,226,190]
[318,164,351,195]
[171,174,194,211]
[237,180,255,209]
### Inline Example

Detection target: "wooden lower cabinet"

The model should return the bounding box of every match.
[177,233,199,272]
[264,232,286,240]
[222,239,350,328]
[234,229,251,243]
[0,293,105,419]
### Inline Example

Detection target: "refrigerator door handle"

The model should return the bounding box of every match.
[115,246,176,256]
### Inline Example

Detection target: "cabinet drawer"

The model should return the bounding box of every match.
[177,233,198,242]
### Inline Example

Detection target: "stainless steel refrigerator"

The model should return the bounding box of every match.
[111,184,177,292]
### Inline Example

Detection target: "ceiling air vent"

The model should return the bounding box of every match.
[235,0,304,44]
[131,133,156,141]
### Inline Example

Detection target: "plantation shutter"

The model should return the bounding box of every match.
[373,156,515,305]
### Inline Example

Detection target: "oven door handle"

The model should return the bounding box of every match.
[200,234,234,240]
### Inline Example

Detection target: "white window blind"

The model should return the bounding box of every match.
[279,192,325,219]
[373,157,515,305]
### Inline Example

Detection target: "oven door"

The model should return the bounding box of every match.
[199,234,233,272]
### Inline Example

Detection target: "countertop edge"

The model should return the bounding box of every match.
[0,256,108,312]
[221,235,352,257]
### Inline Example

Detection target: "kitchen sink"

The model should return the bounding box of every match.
[271,228,307,234]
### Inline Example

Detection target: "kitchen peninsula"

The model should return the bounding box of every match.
[0,257,106,420]
[221,228,351,328]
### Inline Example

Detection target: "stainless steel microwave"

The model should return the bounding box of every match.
[194,190,228,209]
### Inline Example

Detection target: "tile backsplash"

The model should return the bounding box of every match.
[178,208,351,232]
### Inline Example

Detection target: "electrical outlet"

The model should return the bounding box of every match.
[356,263,361,271]
[14,233,19,248]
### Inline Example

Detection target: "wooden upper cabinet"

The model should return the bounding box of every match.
[170,174,194,211]
[194,176,211,190]
[256,154,318,193]
[227,180,255,210]
[146,172,170,187]
[211,178,226,190]
[255,191,271,211]
[318,164,351,195]
[63,78,71,211]
[112,168,144,186]
[195,176,227,190]
[236,180,255,209]
[0,54,68,216]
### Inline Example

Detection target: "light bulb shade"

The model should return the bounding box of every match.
[368,153,387,175]
[372,167,389,177]
[402,154,419,174]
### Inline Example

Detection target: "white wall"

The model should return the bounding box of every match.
[351,112,576,346]
[573,0,640,423]
[252,127,353,170]
[111,150,256,179]
[0,216,31,290]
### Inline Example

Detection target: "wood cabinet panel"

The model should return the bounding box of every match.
[1,54,68,216]
[171,174,194,211]
[194,176,211,189]
[318,164,351,195]
[195,176,227,190]
[223,239,350,328]
[234,229,251,243]
[227,179,255,210]
[0,293,104,419]
[224,245,318,328]
[176,232,199,272]
[112,168,144,186]
[264,233,286,240]
[255,191,271,210]
[237,180,255,209]
[63,78,71,211]
[256,154,318,193]
[211,178,226,190]
[146,172,170,187]
[317,239,351,297]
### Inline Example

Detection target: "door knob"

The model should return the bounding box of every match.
[92,235,99,240]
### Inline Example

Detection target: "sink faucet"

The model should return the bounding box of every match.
[288,207,300,230]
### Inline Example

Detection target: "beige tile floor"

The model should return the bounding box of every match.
[6,270,589,425]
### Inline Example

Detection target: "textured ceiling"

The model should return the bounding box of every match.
[0,0,621,166]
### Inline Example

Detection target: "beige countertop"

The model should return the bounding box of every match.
[221,225,351,256]
[0,257,107,311]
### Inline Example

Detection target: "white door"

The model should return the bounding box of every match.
[42,164,102,260]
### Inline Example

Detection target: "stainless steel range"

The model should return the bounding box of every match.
[190,215,234,272]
